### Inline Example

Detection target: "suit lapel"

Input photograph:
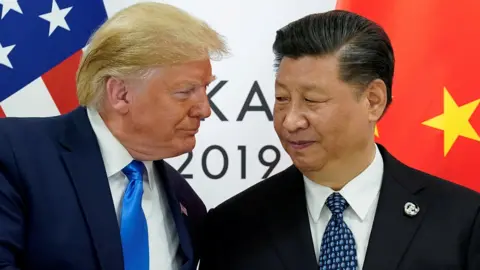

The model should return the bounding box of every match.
[363,145,428,270]
[154,160,194,270]
[59,107,124,270]
[264,166,319,270]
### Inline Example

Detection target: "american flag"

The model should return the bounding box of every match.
[0,0,108,117]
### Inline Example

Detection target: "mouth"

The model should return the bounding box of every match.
[288,140,315,150]
[182,128,199,135]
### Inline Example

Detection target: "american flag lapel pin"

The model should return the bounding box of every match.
[180,202,188,216]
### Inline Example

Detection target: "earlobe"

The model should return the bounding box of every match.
[105,77,130,114]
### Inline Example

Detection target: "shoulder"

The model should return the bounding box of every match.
[210,165,301,217]
[380,144,480,210]
[0,114,66,162]
[0,107,91,180]
[404,165,480,242]
[0,113,70,147]
[0,115,67,201]
[407,163,480,207]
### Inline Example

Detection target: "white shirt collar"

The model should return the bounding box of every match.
[304,145,384,222]
[86,107,153,189]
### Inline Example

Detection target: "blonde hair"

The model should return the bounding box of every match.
[76,2,228,108]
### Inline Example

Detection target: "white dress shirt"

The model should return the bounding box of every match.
[87,107,181,270]
[303,145,384,270]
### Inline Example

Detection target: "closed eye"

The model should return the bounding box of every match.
[305,98,329,103]
[178,87,196,94]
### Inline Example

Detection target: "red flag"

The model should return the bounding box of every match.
[336,0,480,191]
[42,51,83,115]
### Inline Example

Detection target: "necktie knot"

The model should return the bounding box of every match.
[122,160,145,182]
[325,192,349,216]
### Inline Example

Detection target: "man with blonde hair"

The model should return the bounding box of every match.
[0,2,227,270]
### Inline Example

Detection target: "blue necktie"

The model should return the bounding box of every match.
[120,160,149,270]
[318,192,358,270]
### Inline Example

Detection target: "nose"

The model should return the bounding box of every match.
[190,89,211,119]
[282,106,308,132]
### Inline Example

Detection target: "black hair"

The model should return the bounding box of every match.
[273,10,394,109]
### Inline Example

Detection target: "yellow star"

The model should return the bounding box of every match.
[374,125,379,137]
[422,87,480,156]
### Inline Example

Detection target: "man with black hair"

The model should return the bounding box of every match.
[199,10,480,270]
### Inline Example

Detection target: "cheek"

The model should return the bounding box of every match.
[308,105,352,141]
[127,94,152,128]
[273,116,282,132]
[330,107,364,146]
[273,107,286,130]
[307,106,334,133]
[131,89,162,117]
[160,111,190,137]
[133,95,185,133]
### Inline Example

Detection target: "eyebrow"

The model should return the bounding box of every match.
[275,79,321,91]
[174,75,217,89]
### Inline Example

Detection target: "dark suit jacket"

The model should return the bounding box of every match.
[0,107,206,270]
[199,144,480,270]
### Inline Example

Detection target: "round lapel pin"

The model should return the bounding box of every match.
[404,202,420,217]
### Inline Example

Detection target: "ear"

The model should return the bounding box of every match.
[365,78,387,122]
[105,77,131,114]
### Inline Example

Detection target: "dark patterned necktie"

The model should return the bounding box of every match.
[318,192,358,270]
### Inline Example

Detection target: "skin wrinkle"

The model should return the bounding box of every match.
[273,55,386,190]
[100,59,215,161]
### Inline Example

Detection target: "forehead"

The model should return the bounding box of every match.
[168,59,213,77]
[275,55,340,90]
[151,59,214,86]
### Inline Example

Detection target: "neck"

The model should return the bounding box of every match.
[304,141,377,190]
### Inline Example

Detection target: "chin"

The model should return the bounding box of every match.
[175,137,196,155]
[151,138,196,159]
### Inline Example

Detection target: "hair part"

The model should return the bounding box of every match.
[76,2,229,109]
[272,10,394,110]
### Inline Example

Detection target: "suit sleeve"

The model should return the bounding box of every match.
[468,205,480,270]
[0,132,24,270]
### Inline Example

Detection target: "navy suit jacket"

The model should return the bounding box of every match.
[0,107,207,270]
[199,144,480,270]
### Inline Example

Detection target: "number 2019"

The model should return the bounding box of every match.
[177,145,281,180]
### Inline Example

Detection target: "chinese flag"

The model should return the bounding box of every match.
[336,0,480,191]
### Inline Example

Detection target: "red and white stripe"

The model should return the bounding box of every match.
[0,49,83,117]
